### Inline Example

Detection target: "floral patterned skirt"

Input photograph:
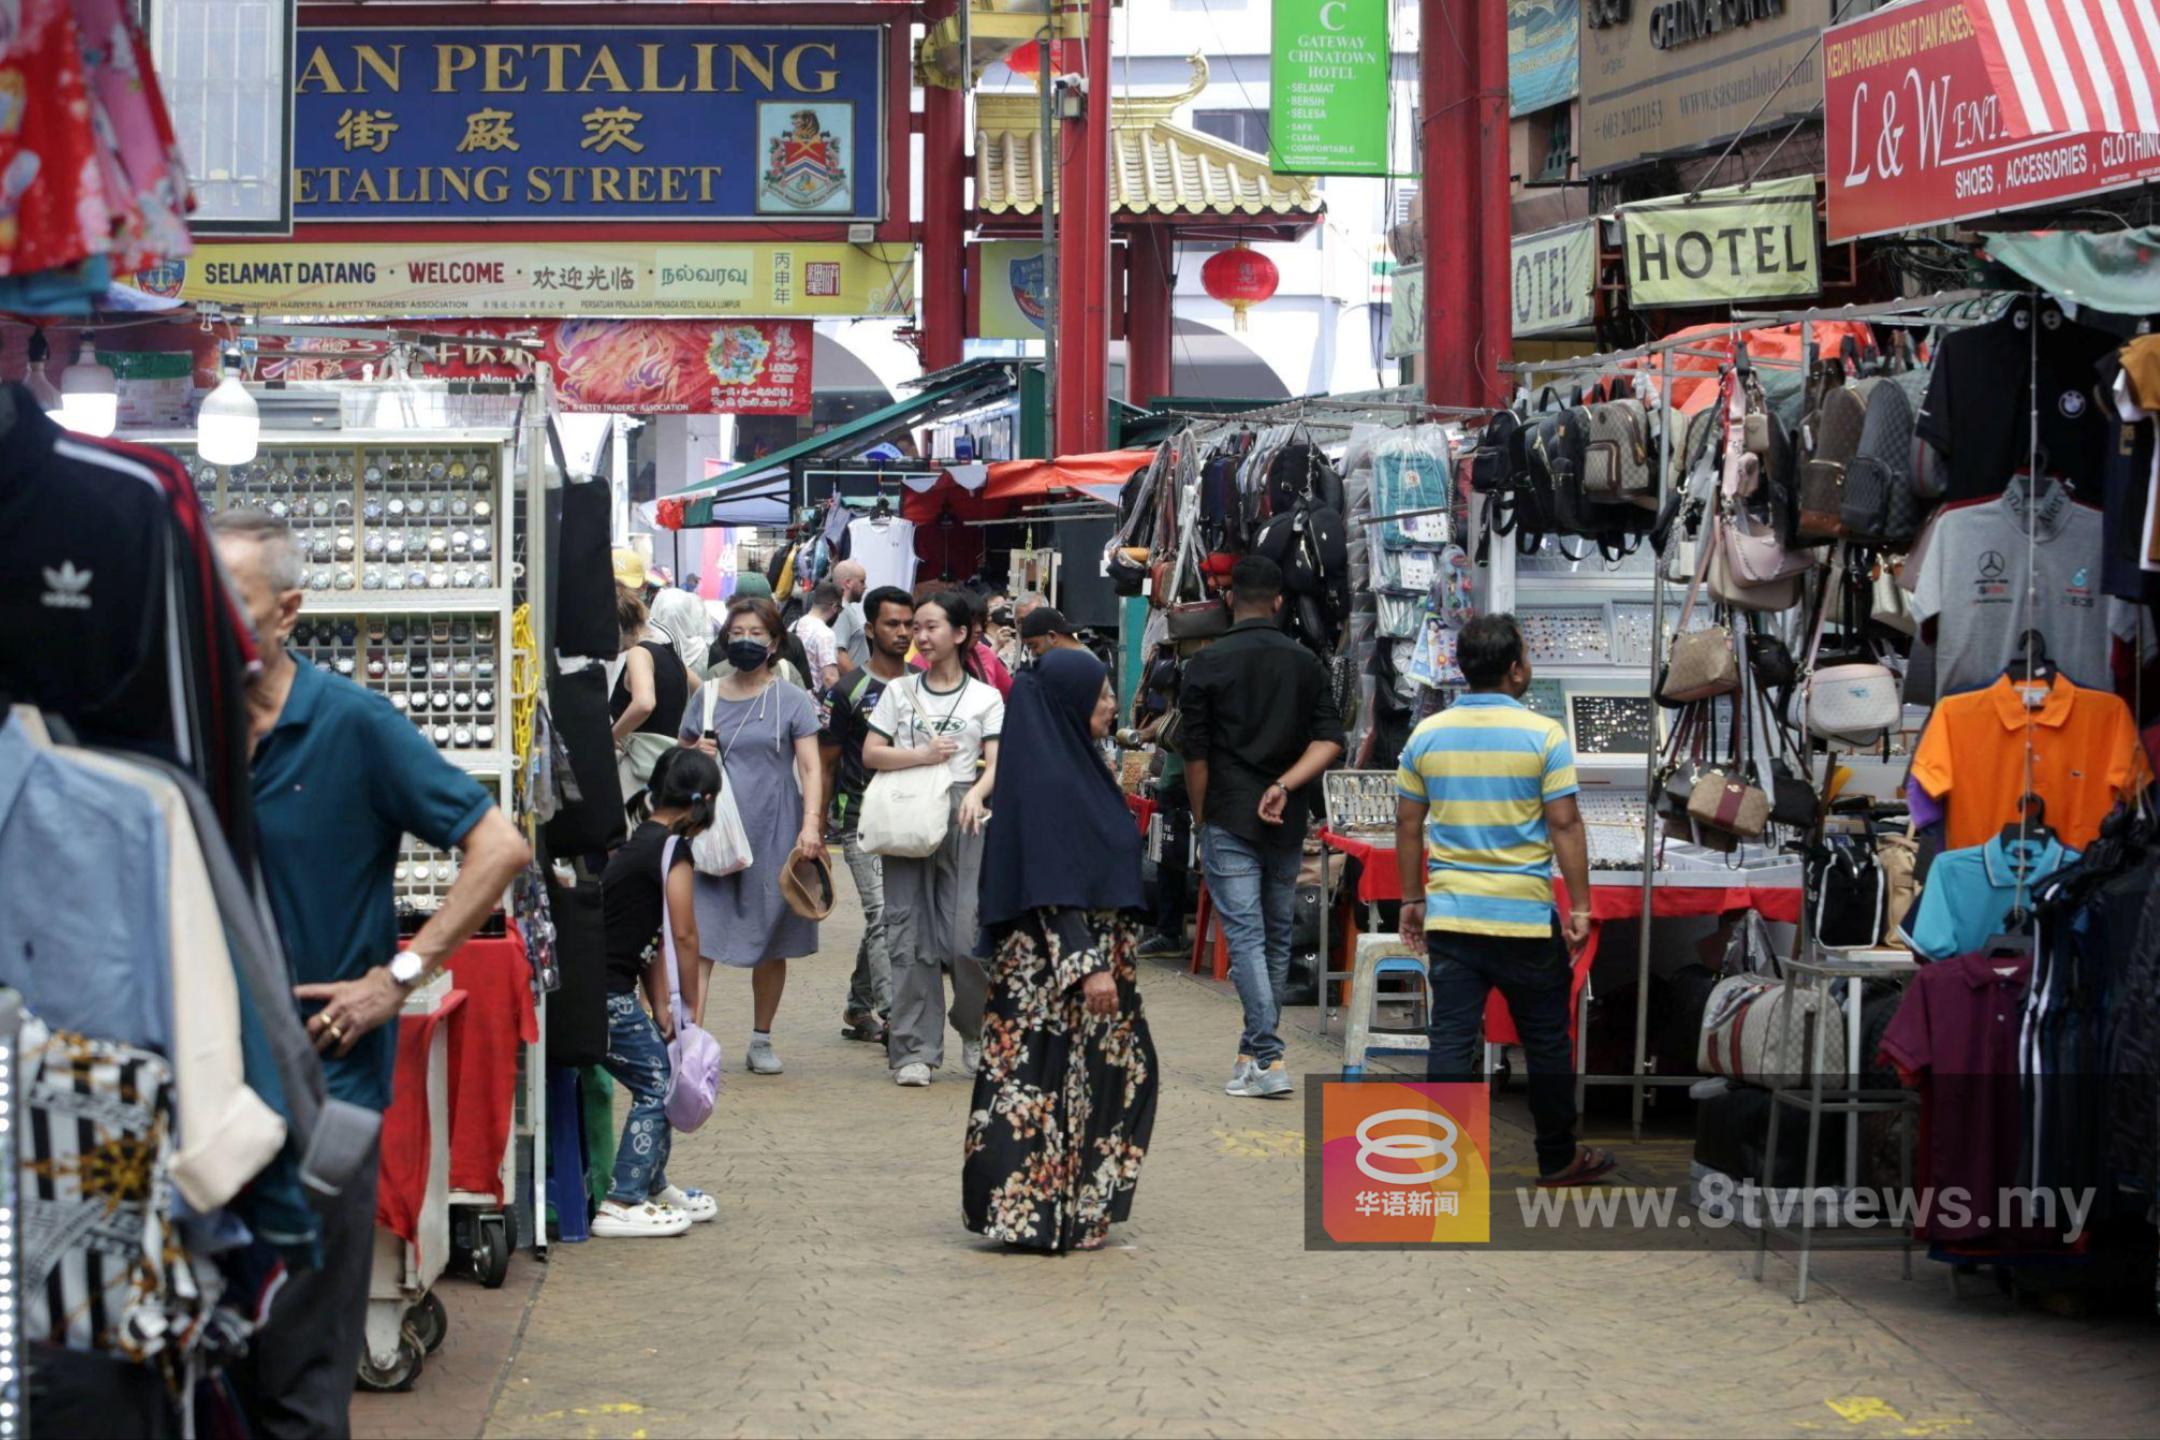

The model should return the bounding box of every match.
[962,908,1158,1253]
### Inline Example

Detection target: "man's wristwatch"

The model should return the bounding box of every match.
[387,952,428,990]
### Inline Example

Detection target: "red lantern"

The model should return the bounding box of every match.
[1002,39,1077,79]
[1201,244,1280,332]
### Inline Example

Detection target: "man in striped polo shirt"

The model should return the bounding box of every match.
[1393,614,1615,1187]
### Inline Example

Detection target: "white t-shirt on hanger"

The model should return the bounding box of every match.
[846,515,918,593]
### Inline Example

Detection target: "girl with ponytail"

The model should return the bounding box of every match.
[594,744,724,1237]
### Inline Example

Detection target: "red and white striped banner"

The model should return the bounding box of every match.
[1966,0,2160,137]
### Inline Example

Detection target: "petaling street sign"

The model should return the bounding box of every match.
[292,25,887,221]
[1824,0,2160,242]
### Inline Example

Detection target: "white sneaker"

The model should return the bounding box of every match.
[653,1184,718,1223]
[894,1062,932,1087]
[1246,1060,1295,1098]
[592,1200,692,1238]
[960,1041,983,1077]
[746,1038,783,1075]
[1224,1056,1257,1096]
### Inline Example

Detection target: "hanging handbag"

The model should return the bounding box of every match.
[1657,519,1739,705]
[1752,678,1819,830]
[1166,596,1231,641]
[659,837,724,1133]
[1869,557,1915,637]
[1877,825,1918,946]
[1580,398,1657,509]
[1795,380,1874,543]
[1808,832,1884,950]
[1797,560,1901,744]
[1686,677,1770,840]
[859,678,960,859]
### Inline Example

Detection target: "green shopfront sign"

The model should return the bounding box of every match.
[1270,0,1390,176]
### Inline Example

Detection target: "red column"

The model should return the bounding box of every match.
[1421,0,1508,409]
[920,0,967,372]
[1124,227,1174,408]
[1055,0,1112,455]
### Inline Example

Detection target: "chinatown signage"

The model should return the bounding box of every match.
[1385,220,1596,357]
[1579,0,1828,174]
[1269,0,1391,176]
[1824,0,2160,242]
[292,26,886,221]
[273,320,812,414]
[127,241,915,317]
[1619,176,1819,307]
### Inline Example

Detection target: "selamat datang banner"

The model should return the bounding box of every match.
[1824,0,2160,243]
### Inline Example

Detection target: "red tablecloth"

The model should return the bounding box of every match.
[1316,829,1803,1047]
[1126,792,1156,838]
[377,991,467,1269]
[439,935,540,1203]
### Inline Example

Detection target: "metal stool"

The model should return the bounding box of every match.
[1342,934,1432,1076]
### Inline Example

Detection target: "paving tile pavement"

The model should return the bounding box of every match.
[479,865,2159,1440]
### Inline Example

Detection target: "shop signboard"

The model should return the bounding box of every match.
[128,241,915,317]
[291,25,886,221]
[1823,0,2160,242]
[1619,176,1819,307]
[1386,222,1595,357]
[1269,0,1392,175]
[1511,220,1598,334]
[976,241,1050,339]
[1579,0,1831,175]
[1511,0,1581,116]
[247,319,813,414]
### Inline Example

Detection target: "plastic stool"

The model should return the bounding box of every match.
[1188,883,1230,980]
[1342,934,1433,1077]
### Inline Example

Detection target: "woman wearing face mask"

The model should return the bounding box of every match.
[677,595,825,1076]
[863,591,1004,1087]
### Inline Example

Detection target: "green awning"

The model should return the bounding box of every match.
[1983,227,2160,317]
[676,360,1022,529]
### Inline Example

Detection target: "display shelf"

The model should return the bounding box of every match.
[305,590,510,615]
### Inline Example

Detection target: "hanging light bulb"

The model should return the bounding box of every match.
[57,337,118,437]
[197,348,261,466]
[23,328,61,412]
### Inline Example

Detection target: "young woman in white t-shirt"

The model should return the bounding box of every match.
[864,591,1005,1087]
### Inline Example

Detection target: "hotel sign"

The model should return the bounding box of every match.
[292,26,887,221]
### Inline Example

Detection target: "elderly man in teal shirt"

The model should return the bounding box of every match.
[214,509,530,1438]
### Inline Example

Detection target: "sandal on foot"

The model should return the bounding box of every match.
[1535,1145,1619,1188]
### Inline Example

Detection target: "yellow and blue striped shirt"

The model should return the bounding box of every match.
[1394,693,1579,937]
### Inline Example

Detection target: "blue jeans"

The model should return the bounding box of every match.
[602,991,673,1206]
[1201,823,1302,1065]
[1424,926,1580,1177]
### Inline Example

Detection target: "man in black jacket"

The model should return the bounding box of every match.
[1179,556,1344,1098]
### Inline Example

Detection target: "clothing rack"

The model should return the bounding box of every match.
[1483,289,2008,1137]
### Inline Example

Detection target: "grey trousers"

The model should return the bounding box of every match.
[881,782,988,1070]
[231,1141,381,1438]
[840,827,892,1018]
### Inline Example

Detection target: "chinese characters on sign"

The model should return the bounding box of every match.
[291,27,886,220]
[1312,1081,1492,1247]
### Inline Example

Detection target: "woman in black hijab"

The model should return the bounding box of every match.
[964,647,1158,1253]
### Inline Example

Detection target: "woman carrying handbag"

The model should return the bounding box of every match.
[864,592,1005,1088]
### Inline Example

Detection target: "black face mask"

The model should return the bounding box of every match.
[726,638,773,672]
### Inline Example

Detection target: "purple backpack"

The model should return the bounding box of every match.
[659,837,723,1132]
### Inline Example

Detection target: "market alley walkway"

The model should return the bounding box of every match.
[477,877,2157,1440]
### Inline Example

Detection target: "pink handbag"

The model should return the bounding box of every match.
[659,837,723,1133]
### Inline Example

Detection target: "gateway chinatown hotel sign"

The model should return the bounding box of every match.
[291,26,887,221]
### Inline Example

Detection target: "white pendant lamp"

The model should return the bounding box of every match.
[197,348,261,466]
[23,328,61,412]
[57,338,118,438]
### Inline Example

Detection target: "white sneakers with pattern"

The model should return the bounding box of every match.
[653,1184,718,1223]
[746,1038,783,1075]
[894,1062,932,1087]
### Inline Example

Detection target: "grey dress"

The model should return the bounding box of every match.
[678,680,822,966]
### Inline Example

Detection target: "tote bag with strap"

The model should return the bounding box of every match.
[859,677,960,859]
[659,836,723,1133]
[691,684,755,877]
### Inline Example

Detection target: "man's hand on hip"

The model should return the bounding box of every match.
[295,968,407,1057]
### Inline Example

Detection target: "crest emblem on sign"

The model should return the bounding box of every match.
[762,108,848,210]
[1008,252,1048,331]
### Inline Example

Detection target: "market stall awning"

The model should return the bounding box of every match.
[981,450,1151,505]
[1983,227,2160,315]
[1968,0,2160,137]
[660,360,1021,529]
[976,57,1321,236]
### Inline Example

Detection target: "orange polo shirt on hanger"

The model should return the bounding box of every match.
[1910,672,2150,851]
